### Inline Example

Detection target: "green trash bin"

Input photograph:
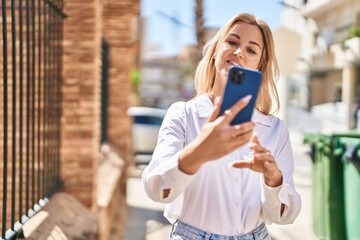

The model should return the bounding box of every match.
[305,134,326,238]
[339,136,360,240]
[305,134,347,240]
[326,136,347,240]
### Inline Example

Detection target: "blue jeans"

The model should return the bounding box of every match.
[171,221,271,240]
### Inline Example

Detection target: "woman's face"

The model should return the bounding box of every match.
[213,22,264,89]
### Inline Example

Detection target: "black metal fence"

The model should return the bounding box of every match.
[1,0,65,239]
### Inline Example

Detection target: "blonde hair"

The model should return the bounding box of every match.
[194,13,280,115]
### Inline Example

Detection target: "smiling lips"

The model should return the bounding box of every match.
[227,60,242,67]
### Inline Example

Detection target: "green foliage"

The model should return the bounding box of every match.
[349,27,360,38]
[347,26,360,39]
[130,68,141,88]
[341,26,360,47]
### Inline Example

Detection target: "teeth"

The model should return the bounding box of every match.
[228,60,239,66]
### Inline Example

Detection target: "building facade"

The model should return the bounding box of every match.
[282,0,360,131]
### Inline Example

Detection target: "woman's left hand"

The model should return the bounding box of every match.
[231,133,283,187]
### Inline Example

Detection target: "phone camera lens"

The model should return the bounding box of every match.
[235,70,243,83]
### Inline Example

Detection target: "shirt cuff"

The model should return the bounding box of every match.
[160,152,194,190]
[262,176,292,207]
[262,180,282,207]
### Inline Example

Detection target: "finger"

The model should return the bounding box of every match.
[249,142,266,152]
[230,160,252,169]
[208,96,222,123]
[249,132,267,153]
[223,95,252,125]
[250,132,260,144]
[230,134,253,149]
[253,151,273,162]
[231,122,255,138]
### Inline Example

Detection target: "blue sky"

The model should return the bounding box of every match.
[141,0,283,56]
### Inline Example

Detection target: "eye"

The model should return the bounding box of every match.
[247,48,256,54]
[226,40,237,46]
[224,36,239,46]
[228,41,237,46]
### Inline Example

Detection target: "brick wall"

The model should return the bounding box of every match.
[62,0,139,208]
[62,0,140,236]
[102,0,139,161]
[62,0,103,208]
[0,0,139,235]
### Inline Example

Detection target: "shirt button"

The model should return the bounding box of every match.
[235,201,239,207]
[235,177,239,182]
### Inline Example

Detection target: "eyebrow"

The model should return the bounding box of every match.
[228,33,262,50]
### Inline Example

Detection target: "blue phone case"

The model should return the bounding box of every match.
[219,66,262,125]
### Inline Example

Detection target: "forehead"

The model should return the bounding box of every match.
[226,22,264,47]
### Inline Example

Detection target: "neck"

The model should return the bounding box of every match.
[208,86,224,104]
[207,91,216,103]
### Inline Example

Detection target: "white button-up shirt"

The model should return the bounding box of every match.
[142,94,302,235]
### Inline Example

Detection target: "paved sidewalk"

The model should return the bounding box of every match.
[122,106,320,240]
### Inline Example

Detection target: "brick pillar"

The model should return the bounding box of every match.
[62,0,102,208]
[102,0,140,160]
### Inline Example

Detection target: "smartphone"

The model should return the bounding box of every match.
[219,66,262,125]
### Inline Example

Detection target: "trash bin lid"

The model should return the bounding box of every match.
[127,107,167,118]
[127,107,167,125]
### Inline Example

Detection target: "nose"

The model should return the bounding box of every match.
[233,47,243,58]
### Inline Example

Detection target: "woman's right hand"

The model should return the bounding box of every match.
[178,95,256,174]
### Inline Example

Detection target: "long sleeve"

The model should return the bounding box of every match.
[260,120,302,224]
[142,102,195,203]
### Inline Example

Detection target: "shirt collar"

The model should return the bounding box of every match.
[194,93,272,127]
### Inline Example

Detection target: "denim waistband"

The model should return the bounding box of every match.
[172,221,270,240]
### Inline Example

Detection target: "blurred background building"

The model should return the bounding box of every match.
[138,0,360,133]
[282,0,360,132]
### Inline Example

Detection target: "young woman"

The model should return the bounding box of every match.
[142,13,302,240]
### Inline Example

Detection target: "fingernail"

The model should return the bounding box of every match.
[243,95,252,102]
[215,96,221,104]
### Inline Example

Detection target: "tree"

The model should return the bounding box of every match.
[195,0,205,62]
